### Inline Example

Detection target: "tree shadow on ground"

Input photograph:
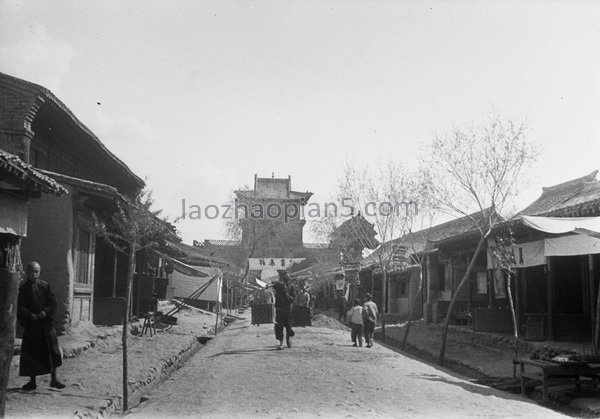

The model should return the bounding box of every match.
[409,373,534,402]
[209,347,283,357]
[322,342,362,348]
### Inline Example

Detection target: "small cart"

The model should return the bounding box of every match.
[251,303,274,325]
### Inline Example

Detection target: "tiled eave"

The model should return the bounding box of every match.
[0,150,67,195]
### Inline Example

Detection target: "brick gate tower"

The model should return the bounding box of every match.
[234,174,312,259]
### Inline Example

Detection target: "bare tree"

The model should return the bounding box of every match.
[424,114,538,366]
[316,160,419,315]
[400,170,438,349]
[94,189,174,412]
[488,229,521,366]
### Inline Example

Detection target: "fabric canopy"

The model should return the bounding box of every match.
[156,251,210,277]
[170,267,222,302]
[520,215,600,236]
[487,216,600,268]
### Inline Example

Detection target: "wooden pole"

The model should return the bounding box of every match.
[112,250,118,298]
[214,301,220,336]
[588,255,595,352]
[546,258,554,341]
[122,247,136,412]
[0,270,20,417]
[402,267,424,350]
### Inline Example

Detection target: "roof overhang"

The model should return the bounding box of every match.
[518,215,600,237]
[38,169,123,202]
[0,152,67,196]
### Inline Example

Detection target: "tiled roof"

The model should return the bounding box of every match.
[331,213,379,250]
[38,169,122,200]
[362,209,499,266]
[518,171,600,217]
[0,150,67,195]
[429,209,503,247]
[235,176,312,201]
[0,71,143,188]
[235,189,313,201]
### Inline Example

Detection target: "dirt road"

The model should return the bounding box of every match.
[127,314,567,419]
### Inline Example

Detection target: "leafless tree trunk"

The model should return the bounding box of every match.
[121,247,136,412]
[402,267,424,350]
[93,189,173,413]
[506,271,520,375]
[439,234,487,366]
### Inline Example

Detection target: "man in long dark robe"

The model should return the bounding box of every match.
[272,271,295,349]
[17,261,65,390]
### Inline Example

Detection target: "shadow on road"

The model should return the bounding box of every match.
[209,347,283,357]
[409,373,529,402]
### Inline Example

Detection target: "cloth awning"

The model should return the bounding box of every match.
[487,216,600,268]
[155,251,223,302]
[170,267,222,302]
[520,215,600,236]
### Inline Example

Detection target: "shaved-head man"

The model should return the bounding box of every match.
[17,261,65,390]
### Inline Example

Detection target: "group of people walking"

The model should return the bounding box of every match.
[272,274,379,349]
[340,293,379,348]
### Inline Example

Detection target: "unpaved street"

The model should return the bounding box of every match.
[127,315,566,419]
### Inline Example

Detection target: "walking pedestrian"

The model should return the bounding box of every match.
[337,294,348,323]
[363,293,379,348]
[296,286,310,308]
[17,261,65,390]
[309,291,316,313]
[347,298,364,347]
[272,271,296,349]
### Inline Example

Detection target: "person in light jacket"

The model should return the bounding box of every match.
[363,293,379,348]
[347,298,364,347]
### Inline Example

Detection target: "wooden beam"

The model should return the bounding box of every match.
[546,258,554,341]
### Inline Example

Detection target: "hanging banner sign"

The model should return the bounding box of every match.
[487,238,545,269]
[248,258,305,270]
[488,233,600,270]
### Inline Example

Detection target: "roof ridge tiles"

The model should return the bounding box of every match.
[541,170,598,193]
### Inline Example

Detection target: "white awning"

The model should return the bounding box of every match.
[520,215,600,236]
[171,267,222,302]
[487,216,600,268]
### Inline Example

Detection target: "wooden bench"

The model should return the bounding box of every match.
[513,357,600,402]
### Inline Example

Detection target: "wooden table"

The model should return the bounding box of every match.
[514,357,600,402]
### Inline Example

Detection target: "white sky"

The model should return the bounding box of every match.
[1,0,599,244]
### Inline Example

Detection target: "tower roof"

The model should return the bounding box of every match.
[235,175,312,202]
